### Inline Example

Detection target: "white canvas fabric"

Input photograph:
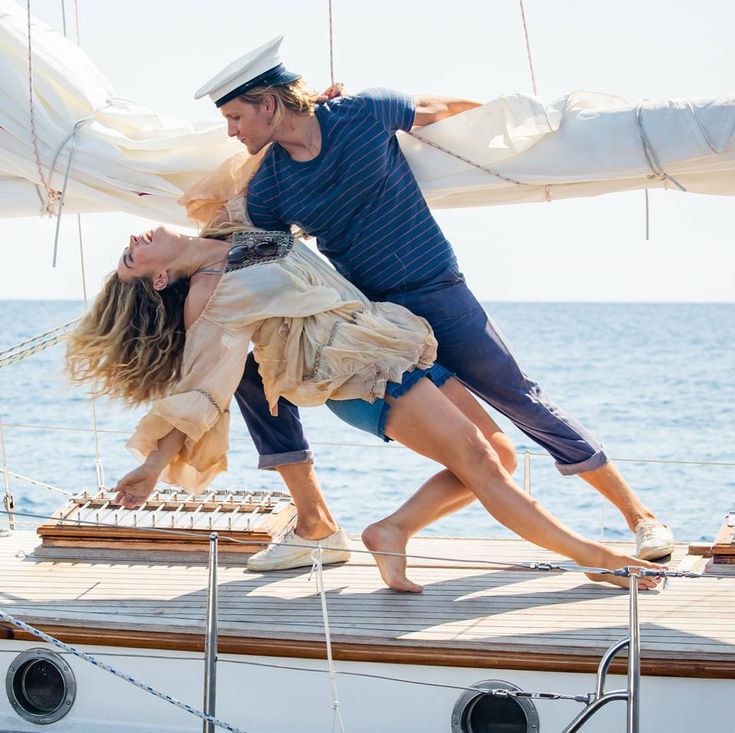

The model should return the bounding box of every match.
[1,0,734,226]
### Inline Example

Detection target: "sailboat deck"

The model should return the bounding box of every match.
[2,531,733,678]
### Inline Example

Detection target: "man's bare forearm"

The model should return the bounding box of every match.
[412,96,482,127]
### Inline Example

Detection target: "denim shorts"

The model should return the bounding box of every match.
[325,363,454,442]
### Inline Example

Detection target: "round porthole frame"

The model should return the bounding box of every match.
[451,678,540,733]
[6,647,76,725]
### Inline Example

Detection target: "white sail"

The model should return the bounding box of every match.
[1,0,734,227]
[0,0,239,225]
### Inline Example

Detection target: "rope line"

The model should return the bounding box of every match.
[3,508,720,578]
[26,0,57,214]
[1,422,731,468]
[74,206,104,487]
[0,319,79,370]
[635,101,686,192]
[518,0,538,95]
[311,548,346,733]
[7,471,74,496]
[327,0,335,86]
[48,103,114,266]
[73,0,80,44]
[0,610,249,733]
[0,648,595,703]
[406,130,527,186]
[0,320,79,359]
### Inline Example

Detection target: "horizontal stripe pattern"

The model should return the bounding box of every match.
[247,88,457,297]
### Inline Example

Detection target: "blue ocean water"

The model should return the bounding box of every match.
[0,301,733,544]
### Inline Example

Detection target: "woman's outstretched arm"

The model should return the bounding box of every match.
[113,428,186,508]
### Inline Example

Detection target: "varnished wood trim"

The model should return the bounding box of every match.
[3,622,733,680]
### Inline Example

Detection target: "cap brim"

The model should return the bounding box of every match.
[215,69,302,107]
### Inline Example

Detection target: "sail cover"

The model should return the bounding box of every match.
[1,0,734,227]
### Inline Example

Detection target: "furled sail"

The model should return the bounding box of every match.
[1,0,734,228]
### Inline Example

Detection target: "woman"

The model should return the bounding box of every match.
[67,222,662,592]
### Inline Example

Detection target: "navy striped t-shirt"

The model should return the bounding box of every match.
[246,88,458,299]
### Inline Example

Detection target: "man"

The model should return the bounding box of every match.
[195,37,674,574]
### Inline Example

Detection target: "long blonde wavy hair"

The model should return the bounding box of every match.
[66,222,257,407]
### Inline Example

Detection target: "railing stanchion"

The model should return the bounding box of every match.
[203,532,218,733]
[627,569,641,733]
[523,451,531,494]
[0,416,15,532]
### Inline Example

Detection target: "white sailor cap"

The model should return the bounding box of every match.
[194,36,301,108]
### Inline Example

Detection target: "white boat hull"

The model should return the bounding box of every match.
[1,639,731,732]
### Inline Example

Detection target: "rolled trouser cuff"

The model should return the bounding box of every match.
[258,449,314,471]
[555,448,608,476]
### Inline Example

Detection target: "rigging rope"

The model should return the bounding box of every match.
[635,101,686,193]
[4,508,714,579]
[405,130,528,186]
[26,0,58,214]
[311,548,347,733]
[327,0,336,86]
[0,320,78,370]
[54,0,105,488]
[0,320,78,358]
[518,0,538,96]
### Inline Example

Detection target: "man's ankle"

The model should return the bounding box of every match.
[293,522,339,541]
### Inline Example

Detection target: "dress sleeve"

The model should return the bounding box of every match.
[357,88,416,133]
[177,149,268,226]
[125,260,349,494]
[125,318,254,495]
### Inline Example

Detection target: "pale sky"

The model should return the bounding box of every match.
[2,0,734,302]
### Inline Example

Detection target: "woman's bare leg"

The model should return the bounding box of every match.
[369,378,662,592]
[363,379,515,591]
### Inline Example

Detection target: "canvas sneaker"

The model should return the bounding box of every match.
[246,527,351,572]
[634,521,674,560]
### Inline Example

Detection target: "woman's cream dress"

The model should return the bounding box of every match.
[128,236,437,493]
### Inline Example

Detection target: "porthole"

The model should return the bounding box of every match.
[6,648,76,724]
[451,679,540,733]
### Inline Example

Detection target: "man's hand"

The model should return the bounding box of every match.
[316,81,345,103]
[113,465,159,509]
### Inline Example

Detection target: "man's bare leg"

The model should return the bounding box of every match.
[579,461,657,533]
[276,462,339,540]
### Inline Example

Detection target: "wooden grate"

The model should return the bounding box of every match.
[36,488,296,554]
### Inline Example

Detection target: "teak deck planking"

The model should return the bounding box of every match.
[1,532,734,679]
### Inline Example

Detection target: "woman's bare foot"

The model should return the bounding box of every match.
[584,546,666,590]
[362,521,423,593]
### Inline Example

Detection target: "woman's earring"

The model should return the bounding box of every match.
[153,272,168,291]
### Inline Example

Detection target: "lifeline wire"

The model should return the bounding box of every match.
[5,508,715,579]
[1,424,734,468]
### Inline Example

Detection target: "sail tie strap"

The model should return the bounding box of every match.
[635,101,687,192]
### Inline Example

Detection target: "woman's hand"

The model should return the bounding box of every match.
[113,465,159,509]
[316,81,345,103]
